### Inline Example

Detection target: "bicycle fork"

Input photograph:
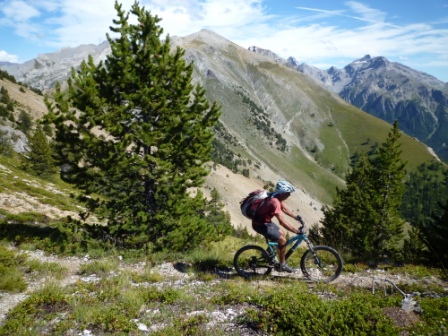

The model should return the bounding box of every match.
[305,239,324,267]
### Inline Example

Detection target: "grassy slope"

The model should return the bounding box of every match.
[192,41,439,203]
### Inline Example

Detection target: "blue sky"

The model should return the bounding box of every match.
[1,0,447,82]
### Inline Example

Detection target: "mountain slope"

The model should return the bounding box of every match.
[172,30,436,195]
[0,42,111,92]
[283,54,448,162]
[0,30,441,229]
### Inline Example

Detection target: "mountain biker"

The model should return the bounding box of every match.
[252,180,304,273]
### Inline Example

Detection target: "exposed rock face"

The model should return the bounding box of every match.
[1,41,111,93]
[246,46,447,161]
[285,54,448,162]
[0,126,28,153]
[247,46,287,65]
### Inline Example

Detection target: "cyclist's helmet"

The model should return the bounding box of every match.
[275,180,295,194]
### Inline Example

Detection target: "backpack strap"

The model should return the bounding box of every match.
[253,196,270,220]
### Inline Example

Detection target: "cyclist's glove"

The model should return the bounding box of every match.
[295,215,305,225]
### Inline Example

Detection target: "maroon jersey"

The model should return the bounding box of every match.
[252,197,282,225]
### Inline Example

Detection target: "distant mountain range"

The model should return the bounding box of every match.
[0,42,111,91]
[2,33,447,163]
[0,30,442,207]
[247,47,448,162]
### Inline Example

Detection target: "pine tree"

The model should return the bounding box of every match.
[419,178,448,267]
[24,127,56,179]
[321,121,406,260]
[369,120,406,257]
[321,155,376,255]
[44,1,221,250]
[401,162,447,226]
[18,110,33,134]
[206,188,234,236]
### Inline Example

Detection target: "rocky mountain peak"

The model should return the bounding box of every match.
[359,54,372,62]
[247,46,285,64]
[287,56,300,67]
[371,56,389,68]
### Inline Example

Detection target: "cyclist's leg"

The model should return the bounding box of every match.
[277,231,287,264]
[264,223,287,264]
[253,222,281,241]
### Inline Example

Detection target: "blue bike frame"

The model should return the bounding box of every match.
[266,233,312,262]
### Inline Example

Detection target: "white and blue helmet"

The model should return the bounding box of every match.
[275,180,295,194]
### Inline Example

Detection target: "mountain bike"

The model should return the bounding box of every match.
[233,225,343,283]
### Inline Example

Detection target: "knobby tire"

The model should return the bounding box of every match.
[300,245,343,283]
[234,245,273,278]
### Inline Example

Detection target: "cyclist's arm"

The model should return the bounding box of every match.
[281,203,296,219]
[274,212,299,234]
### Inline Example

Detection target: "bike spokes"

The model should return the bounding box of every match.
[300,246,343,283]
[234,245,273,278]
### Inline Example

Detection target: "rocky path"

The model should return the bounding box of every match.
[0,248,446,333]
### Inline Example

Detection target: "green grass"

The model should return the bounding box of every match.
[0,246,27,292]
[24,259,68,280]
[0,239,447,336]
[78,258,120,276]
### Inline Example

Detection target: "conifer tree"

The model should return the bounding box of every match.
[368,121,406,256]
[419,179,448,267]
[206,188,234,236]
[24,127,56,179]
[44,1,221,250]
[321,155,375,254]
[321,121,406,260]
[18,110,33,134]
[0,129,13,156]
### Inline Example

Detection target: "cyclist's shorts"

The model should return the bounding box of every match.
[252,222,281,241]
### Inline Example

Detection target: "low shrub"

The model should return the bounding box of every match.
[241,287,401,335]
[78,259,119,277]
[0,284,69,335]
[0,246,27,292]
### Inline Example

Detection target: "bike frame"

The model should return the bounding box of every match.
[266,232,313,262]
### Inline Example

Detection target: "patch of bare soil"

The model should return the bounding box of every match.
[0,78,48,121]
[383,307,420,327]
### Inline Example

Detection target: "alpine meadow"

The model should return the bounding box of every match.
[0,1,447,335]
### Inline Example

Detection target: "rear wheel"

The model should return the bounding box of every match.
[300,246,342,283]
[234,245,273,278]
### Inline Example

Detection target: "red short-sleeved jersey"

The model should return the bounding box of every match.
[252,197,282,225]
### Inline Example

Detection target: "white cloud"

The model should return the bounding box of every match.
[144,0,266,37]
[345,1,387,24]
[1,0,40,22]
[0,50,18,62]
[0,0,446,80]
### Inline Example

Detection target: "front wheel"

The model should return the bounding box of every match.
[234,245,273,278]
[300,246,342,283]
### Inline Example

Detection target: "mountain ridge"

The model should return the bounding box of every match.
[0,29,441,229]
[245,47,448,162]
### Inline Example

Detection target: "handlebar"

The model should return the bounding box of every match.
[295,215,305,233]
[295,215,305,226]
